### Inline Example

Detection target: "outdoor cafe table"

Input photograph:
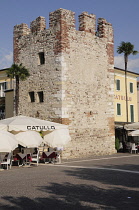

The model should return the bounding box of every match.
[14,153,31,166]
[42,151,57,163]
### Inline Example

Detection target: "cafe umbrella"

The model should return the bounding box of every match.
[15,130,43,148]
[128,130,139,136]
[0,116,70,160]
[0,115,68,132]
[43,128,71,148]
[15,130,43,164]
[0,130,18,152]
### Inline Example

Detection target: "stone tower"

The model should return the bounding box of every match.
[13,8,115,158]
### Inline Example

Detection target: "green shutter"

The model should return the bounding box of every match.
[130,105,134,122]
[130,83,133,93]
[116,80,120,91]
[117,103,121,115]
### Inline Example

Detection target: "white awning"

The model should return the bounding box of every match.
[0,115,68,132]
[124,122,139,130]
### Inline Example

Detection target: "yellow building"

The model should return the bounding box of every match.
[137,81,139,121]
[114,67,139,125]
[0,68,14,119]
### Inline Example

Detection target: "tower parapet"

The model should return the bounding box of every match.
[14,23,30,38]
[49,8,75,30]
[97,18,113,42]
[49,8,75,55]
[97,18,114,65]
[30,16,46,33]
[79,12,96,35]
[13,23,30,63]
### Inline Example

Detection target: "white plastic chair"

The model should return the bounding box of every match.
[1,153,12,170]
[30,150,39,166]
[131,143,138,154]
[57,153,61,164]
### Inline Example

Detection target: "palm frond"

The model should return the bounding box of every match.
[6,63,30,80]
[132,50,138,55]
[117,41,138,57]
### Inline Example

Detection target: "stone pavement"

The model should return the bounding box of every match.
[0,153,139,210]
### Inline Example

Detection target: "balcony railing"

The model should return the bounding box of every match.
[0,80,14,97]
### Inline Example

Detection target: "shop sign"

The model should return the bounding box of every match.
[27,125,55,131]
[114,95,132,101]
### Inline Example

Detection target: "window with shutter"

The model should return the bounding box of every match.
[117,103,121,115]
[116,79,120,91]
[129,83,133,93]
[130,105,134,122]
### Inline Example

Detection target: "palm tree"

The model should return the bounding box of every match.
[117,41,138,122]
[6,63,30,116]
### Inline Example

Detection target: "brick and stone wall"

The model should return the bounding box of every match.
[13,8,115,159]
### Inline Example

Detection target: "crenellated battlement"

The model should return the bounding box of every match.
[97,18,113,41]
[14,23,30,38]
[79,12,96,34]
[14,8,114,64]
[14,16,46,38]
[13,8,113,42]
[30,16,46,33]
[49,8,75,30]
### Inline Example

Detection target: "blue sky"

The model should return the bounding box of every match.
[0,0,139,72]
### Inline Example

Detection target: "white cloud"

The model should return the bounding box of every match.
[114,55,139,73]
[114,55,124,69]
[128,58,139,71]
[0,49,13,69]
[5,52,13,61]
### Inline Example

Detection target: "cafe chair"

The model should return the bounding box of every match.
[131,143,138,154]
[1,153,12,170]
[30,149,39,166]
[56,153,61,164]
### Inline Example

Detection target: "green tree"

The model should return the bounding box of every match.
[6,63,30,116]
[117,41,138,122]
[115,138,120,151]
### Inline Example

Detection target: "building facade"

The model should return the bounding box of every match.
[114,67,139,125]
[0,69,14,119]
[137,81,139,121]
[13,8,115,158]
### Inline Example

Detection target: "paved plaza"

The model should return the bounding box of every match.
[0,153,139,209]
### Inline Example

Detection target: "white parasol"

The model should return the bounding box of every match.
[0,130,18,152]
[15,130,43,148]
[125,122,139,130]
[43,129,71,148]
[128,130,139,136]
[0,115,68,132]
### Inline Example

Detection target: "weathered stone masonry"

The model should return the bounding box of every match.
[13,8,115,159]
